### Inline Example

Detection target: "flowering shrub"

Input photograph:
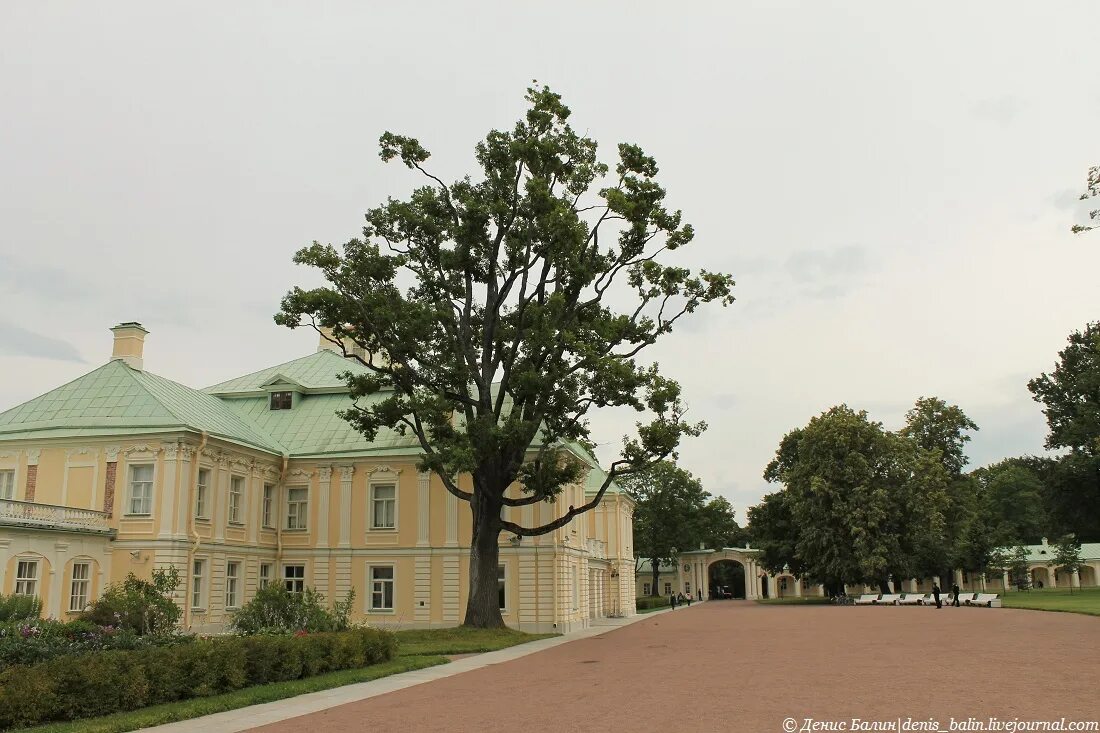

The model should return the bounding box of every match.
[82,566,182,635]
[230,584,355,635]
[0,618,191,669]
[0,627,396,729]
[0,594,42,622]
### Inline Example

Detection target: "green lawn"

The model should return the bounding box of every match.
[999,587,1100,617]
[392,626,557,656]
[20,655,449,733]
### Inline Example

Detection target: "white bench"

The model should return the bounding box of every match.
[876,594,902,605]
[854,593,880,605]
[965,593,1001,608]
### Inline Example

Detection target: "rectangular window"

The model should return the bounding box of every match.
[286,487,308,530]
[225,561,240,608]
[664,582,672,596]
[0,469,14,500]
[572,568,579,611]
[685,581,691,595]
[284,564,305,594]
[371,484,396,529]
[229,476,244,524]
[369,566,394,611]
[270,391,293,410]
[259,563,272,589]
[127,464,154,515]
[191,559,206,609]
[15,560,38,596]
[498,565,507,610]
[643,583,651,596]
[195,468,209,518]
[262,484,274,528]
[69,562,90,611]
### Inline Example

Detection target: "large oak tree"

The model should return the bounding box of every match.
[276,87,734,627]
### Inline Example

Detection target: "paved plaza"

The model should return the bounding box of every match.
[242,602,1099,733]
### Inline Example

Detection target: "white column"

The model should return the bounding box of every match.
[49,541,68,618]
[159,445,179,538]
[1002,571,1010,590]
[316,467,331,548]
[1048,567,1057,588]
[337,466,353,548]
[176,447,193,537]
[794,577,802,597]
[417,471,430,547]
[1071,569,1080,589]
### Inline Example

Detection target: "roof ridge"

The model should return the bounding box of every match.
[202,349,355,393]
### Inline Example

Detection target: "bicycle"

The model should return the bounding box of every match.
[832,593,855,606]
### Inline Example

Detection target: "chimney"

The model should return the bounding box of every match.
[110,322,148,371]
[317,326,342,354]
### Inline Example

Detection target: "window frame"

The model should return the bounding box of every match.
[15,559,38,597]
[270,391,293,410]
[191,558,207,610]
[283,564,306,594]
[194,467,210,519]
[69,561,91,612]
[262,484,274,528]
[259,562,272,589]
[0,468,15,500]
[368,565,395,612]
[285,486,308,531]
[643,582,651,596]
[126,463,155,516]
[225,561,241,609]
[498,564,508,611]
[228,475,244,525]
[370,483,397,530]
[664,582,672,596]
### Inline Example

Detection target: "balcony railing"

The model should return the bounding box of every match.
[586,538,607,559]
[0,499,114,535]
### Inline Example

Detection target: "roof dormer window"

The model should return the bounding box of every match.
[270,391,293,410]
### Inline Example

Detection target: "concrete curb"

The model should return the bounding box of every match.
[138,606,687,732]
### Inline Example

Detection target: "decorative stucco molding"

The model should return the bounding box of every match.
[25,449,41,466]
[318,466,333,482]
[368,464,402,477]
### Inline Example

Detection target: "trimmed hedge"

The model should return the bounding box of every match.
[0,627,396,729]
[635,596,670,610]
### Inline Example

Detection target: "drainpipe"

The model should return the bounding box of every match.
[185,431,208,629]
[276,454,288,561]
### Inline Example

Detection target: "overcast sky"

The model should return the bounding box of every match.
[1,2,1098,522]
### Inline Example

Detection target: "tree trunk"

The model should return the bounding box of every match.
[462,486,505,628]
[878,577,891,594]
[651,558,661,597]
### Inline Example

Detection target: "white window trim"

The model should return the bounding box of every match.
[191,558,207,610]
[69,561,91,612]
[15,558,38,597]
[367,564,395,613]
[261,484,275,529]
[225,560,241,609]
[228,475,245,525]
[0,467,17,501]
[283,563,306,594]
[369,482,398,531]
[125,463,156,516]
[285,486,309,531]
[195,467,211,520]
[259,562,273,589]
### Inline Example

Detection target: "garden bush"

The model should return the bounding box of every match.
[82,566,182,635]
[230,583,354,635]
[0,617,191,670]
[0,594,42,623]
[0,627,396,729]
[636,596,671,610]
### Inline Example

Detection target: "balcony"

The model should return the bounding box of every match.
[0,499,114,535]
[586,538,607,559]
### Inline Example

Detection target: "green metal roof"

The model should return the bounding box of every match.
[217,391,416,457]
[1018,542,1100,562]
[0,360,284,454]
[203,350,372,395]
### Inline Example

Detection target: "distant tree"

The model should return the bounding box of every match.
[697,496,747,550]
[972,460,1048,544]
[762,405,949,594]
[900,397,979,476]
[1053,533,1083,594]
[986,545,1011,590]
[1071,165,1098,234]
[1027,322,1100,540]
[620,461,710,597]
[276,86,733,627]
[746,490,806,583]
[1008,545,1032,592]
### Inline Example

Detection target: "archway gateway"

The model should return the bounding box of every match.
[680,546,767,600]
[708,559,746,598]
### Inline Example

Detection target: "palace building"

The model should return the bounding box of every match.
[0,323,636,633]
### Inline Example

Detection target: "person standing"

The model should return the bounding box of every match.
[951,582,961,607]
[932,582,942,609]
[670,592,677,610]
